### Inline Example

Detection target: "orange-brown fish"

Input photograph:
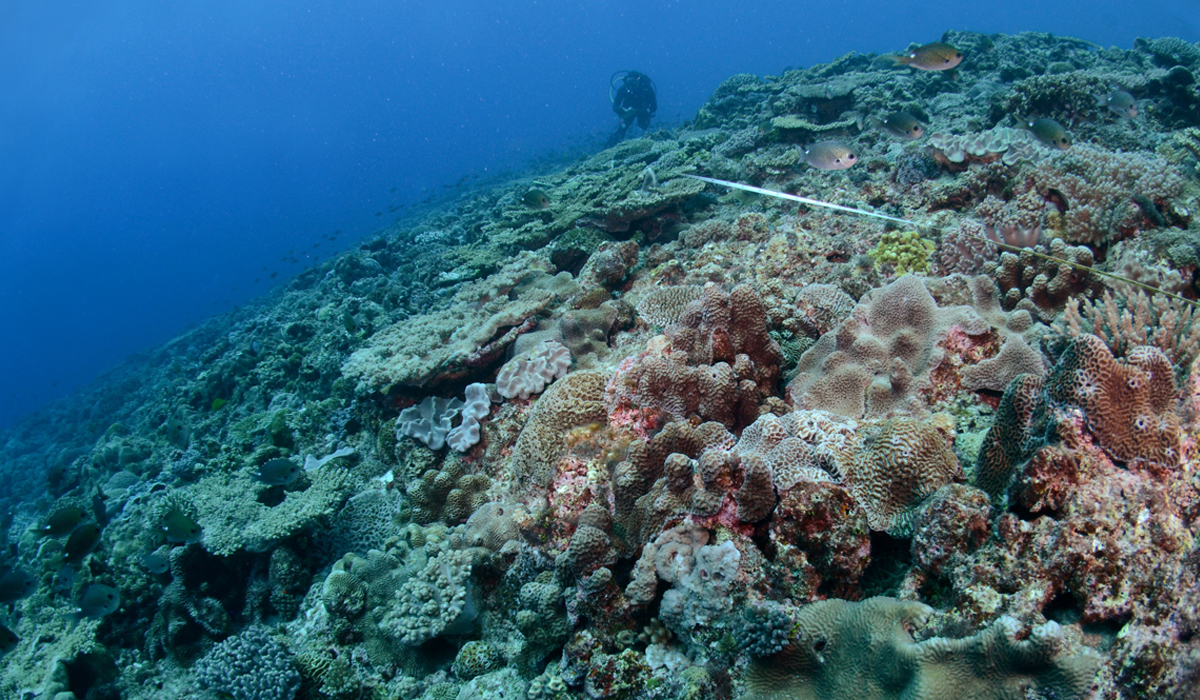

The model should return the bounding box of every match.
[1096,90,1137,119]
[871,112,925,140]
[1025,118,1071,150]
[888,42,963,71]
[803,141,859,170]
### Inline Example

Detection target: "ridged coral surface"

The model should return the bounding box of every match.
[4,30,1200,700]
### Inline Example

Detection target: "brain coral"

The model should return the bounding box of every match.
[973,373,1047,500]
[510,370,608,488]
[843,418,962,535]
[636,285,705,327]
[1045,333,1180,469]
[745,597,1100,700]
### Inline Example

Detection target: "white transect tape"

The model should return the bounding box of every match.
[684,174,920,227]
[683,172,1198,307]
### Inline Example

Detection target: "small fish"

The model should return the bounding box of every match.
[62,523,102,567]
[521,188,551,209]
[74,583,120,619]
[141,552,170,575]
[160,508,202,544]
[1096,90,1137,119]
[887,42,963,71]
[871,112,925,140]
[92,492,110,528]
[0,568,36,603]
[36,505,90,537]
[0,623,17,655]
[803,140,859,170]
[254,458,302,486]
[1024,118,1072,149]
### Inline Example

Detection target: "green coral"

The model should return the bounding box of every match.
[745,597,1100,700]
[870,231,936,274]
[189,466,354,556]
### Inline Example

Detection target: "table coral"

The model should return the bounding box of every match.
[342,253,570,393]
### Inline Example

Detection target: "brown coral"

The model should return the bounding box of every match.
[843,418,962,536]
[510,371,609,488]
[1046,334,1180,469]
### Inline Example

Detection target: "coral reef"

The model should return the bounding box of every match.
[2,31,1199,700]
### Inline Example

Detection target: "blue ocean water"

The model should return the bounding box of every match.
[0,0,1197,428]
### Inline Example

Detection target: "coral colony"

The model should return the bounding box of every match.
[4,30,1200,700]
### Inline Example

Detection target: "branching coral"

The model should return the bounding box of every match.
[1034,146,1184,245]
[1060,289,1200,376]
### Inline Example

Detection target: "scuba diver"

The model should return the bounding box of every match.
[607,71,657,147]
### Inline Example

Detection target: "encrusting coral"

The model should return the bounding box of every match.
[745,597,1101,700]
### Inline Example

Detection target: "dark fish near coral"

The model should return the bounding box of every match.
[1024,118,1071,149]
[62,523,102,566]
[159,508,202,544]
[74,583,120,619]
[1096,90,1137,118]
[521,188,551,209]
[803,141,859,170]
[0,623,17,655]
[887,42,963,71]
[254,458,302,486]
[872,112,925,140]
[36,505,90,537]
[0,568,36,603]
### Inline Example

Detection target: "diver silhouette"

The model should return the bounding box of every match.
[607,71,657,147]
